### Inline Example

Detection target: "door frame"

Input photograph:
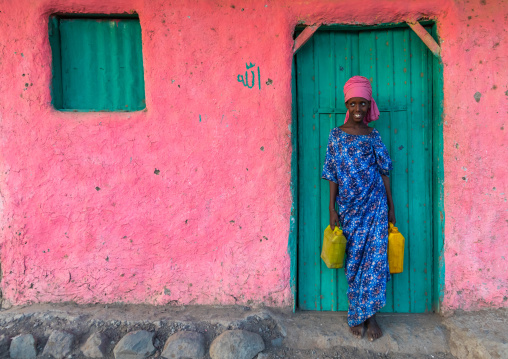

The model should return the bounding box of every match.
[288,21,445,313]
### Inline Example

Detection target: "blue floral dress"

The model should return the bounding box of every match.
[322,127,393,327]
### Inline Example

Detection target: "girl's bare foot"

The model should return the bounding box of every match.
[366,314,383,341]
[349,322,365,339]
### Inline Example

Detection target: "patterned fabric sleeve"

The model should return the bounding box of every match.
[372,130,393,177]
[321,129,339,183]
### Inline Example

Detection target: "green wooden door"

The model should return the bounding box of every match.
[296,27,434,313]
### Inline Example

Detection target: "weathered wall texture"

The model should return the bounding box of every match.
[437,0,508,310]
[0,0,506,311]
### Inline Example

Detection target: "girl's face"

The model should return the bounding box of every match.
[346,97,370,123]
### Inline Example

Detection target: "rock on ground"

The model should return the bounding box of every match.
[271,337,283,347]
[10,333,37,359]
[0,334,10,357]
[161,331,206,359]
[113,330,155,359]
[209,329,265,359]
[81,332,108,358]
[43,330,74,359]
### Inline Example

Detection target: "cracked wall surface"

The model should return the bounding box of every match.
[0,0,506,311]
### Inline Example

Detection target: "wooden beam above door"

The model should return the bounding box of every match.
[293,23,322,55]
[406,21,441,58]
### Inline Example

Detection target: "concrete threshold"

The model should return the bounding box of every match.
[0,303,506,358]
[282,311,449,354]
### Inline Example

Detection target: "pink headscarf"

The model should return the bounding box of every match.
[343,76,380,124]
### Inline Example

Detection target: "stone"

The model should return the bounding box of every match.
[271,337,283,347]
[10,334,37,359]
[113,330,155,359]
[254,311,272,321]
[209,330,265,359]
[1,298,13,310]
[161,331,206,359]
[81,332,108,358]
[0,334,10,357]
[256,354,269,359]
[42,330,75,359]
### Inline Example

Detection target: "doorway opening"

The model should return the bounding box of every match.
[290,22,444,313]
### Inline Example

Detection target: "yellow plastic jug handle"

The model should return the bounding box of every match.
[332,227,342,235]
[389,222,399,233]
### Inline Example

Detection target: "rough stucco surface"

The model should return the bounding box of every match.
[0,0,506,311]
[438,0,508,311]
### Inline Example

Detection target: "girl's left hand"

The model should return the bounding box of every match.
[388,208,396,225]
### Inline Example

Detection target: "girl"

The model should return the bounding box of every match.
[321,76,395,341]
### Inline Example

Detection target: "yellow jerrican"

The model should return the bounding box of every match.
[321,225,347,269]
[388,223,405,274]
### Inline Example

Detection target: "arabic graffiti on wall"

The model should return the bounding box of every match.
[237,62,261,90]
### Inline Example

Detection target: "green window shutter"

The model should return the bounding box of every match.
[49,16,145,111]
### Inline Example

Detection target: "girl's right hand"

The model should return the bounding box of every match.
[330,210,340,230]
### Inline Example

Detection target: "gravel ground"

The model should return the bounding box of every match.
[0,303,458,358]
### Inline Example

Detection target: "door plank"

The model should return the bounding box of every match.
[408,30,432,312]
[371,29,395,312]
[297,38,320,310]
[391,28,411,313]
[316,32,336,311]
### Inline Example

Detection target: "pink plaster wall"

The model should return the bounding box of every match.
[437,0,508,311]
[0,0,506,311]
